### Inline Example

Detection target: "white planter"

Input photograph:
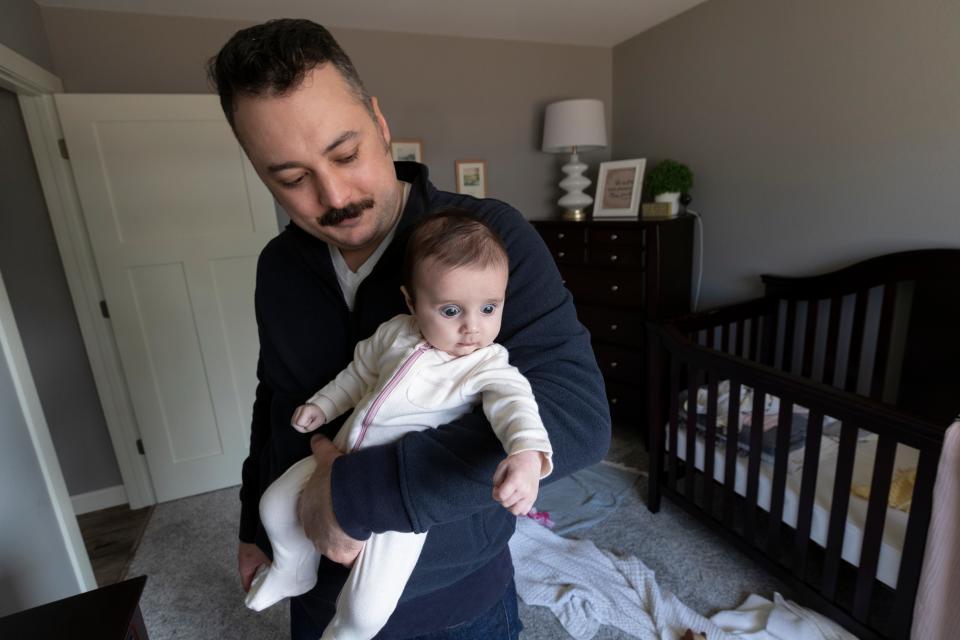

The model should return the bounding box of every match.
[654,192,681,216]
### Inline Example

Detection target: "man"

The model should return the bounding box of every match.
[207,18,610,639]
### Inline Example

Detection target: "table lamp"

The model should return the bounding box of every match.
[542,99,608,221]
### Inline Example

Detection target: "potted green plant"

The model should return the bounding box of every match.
[646,159,693,216]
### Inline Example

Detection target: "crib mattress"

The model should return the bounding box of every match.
[670,423,915,589]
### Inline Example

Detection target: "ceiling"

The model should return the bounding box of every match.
[34,0,709,47]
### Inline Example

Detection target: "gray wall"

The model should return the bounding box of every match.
[0,6,123,496]
[0,0,54,71]
[40,7,613,219]
[0,269,82,615]
[613,0,960,308]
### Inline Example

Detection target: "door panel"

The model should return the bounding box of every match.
[55,94,276,502]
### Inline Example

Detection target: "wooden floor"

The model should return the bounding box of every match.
[77,504,154,587]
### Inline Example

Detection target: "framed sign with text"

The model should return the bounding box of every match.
[593,158,646,219]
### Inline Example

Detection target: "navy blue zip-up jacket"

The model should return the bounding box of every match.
[242,162,610,637]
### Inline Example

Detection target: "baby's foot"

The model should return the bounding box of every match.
[244,561,318,611]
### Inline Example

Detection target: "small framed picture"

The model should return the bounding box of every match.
[593,158,646,219]
[391,139,423,163]
[455,160,487,198]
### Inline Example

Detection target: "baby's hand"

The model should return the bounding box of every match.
[291,404,326,433]
[492,450,545,516]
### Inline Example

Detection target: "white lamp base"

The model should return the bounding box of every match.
[557,151,592,221]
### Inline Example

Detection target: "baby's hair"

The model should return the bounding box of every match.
[402,209,509,304]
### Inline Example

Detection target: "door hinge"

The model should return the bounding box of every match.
[58,138,69,160]
[99,299,110,318]
[136,439,145,455]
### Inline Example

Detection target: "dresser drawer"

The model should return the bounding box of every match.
[577,306,645,347]
[539,225,586,265]
[588,226,645,246]
[593,343,644,383]
[604,379,643,418]
[560,266,644,308]
[587,245,643,269]
[545,242,586,265]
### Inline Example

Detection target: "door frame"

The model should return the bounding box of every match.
[0,41,156,508]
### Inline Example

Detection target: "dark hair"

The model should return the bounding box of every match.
[206,19,373,131]
[403,209,509,304]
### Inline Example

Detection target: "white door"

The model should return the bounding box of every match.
[55,94,276,502]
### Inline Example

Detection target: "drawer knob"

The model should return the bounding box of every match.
[557,232,565,240]
[558,251,566,258]
[610,361,619,368]
[611,285,619,292]
[610,324,619,331]
[610,397,619,405]
[610,233,619,240]
[610,255,618,262]
[561,279,566,285]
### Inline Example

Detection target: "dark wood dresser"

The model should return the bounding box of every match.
[531,215,695,430]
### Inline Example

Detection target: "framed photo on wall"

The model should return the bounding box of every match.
[455,160,487,198]
[391,139,423,163]
[593,158,646,219]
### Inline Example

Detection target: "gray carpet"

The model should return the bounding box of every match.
[127,424,791,639]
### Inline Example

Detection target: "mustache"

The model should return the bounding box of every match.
[318,199,375,226]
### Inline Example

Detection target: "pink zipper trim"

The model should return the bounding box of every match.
[352,343,431,451]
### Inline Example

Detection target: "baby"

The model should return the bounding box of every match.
[245,209,553,640]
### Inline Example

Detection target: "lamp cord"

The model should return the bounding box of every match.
[686,208,704,312]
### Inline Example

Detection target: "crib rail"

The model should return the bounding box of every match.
[647,321,947,640]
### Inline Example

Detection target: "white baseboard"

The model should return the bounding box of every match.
[71,485,128,515]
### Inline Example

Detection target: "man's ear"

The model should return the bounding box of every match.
[371,96,392,150]
[400,285,415,315]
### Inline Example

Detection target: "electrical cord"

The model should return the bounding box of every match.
[686,208,704,312]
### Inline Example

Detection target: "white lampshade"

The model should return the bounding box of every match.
[541,99,607,153]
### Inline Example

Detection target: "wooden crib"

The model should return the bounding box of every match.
[645,249,960,640]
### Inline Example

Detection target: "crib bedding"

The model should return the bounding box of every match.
[678,381,844,464]
[670,385,918,589]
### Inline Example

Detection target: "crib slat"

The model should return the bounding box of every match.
[767,399,794,560]
[723,380,742,529]
[686,365,699,501]
[870,284,897,400]
[721,323,731,354]
[735,319,745,358]
[853,433,897,622]
[703,372,719,517]
[845,290,869,393]
[646,331,664,513]
[706,326,715,349]
[801,299,819,378]
[761,308,777,367]
[822,420,859,600]
[893,447,940,639]
[749,317,760,361]
[782,299,797,372]
[668,358,681,492]
[793,412,824,579]
[743,388,766,546]
[822,295,843,386]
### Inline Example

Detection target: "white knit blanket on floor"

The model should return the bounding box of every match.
[509,516,726,639]
[510,516,859,640]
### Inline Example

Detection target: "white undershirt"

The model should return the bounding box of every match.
[329,182,410,311]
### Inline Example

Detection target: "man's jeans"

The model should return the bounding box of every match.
[290,579,523,640]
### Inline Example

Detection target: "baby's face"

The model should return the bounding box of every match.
[406,259,508,357]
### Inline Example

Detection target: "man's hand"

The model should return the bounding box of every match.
[298,435,364,567]
[238,542,270,592]
[492,450,545,516]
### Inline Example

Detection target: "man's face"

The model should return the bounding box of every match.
[404,260,508,357]
[233,64,401,254]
